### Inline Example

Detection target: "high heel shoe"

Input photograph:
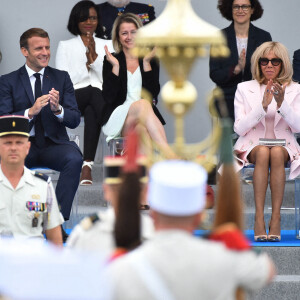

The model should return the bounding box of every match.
[80,161,94,186]
[254,235,268,242]
[254,221,267,242]
[268,220,281,242]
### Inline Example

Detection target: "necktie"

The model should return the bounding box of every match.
[33,73,45,148]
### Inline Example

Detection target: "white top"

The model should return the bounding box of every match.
[67,206,154,258]
[106,230,271,300]
[126,67,142,103]
[0,166,64,239]
[55,35,114,90]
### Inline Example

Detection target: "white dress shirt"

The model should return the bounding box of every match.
[24,64,64,136]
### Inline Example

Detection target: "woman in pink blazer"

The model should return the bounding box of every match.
[234,41,300,242]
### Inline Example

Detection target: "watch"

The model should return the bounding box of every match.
[53,105,62,114]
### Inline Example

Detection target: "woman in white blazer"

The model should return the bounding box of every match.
[234,41,300,242]
[56,0,113,185]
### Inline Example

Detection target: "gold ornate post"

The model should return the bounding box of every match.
[133,0,229,170]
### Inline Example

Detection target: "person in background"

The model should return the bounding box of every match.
[234,41,300,242]
[292,49,300,82]
[56,0,114,186]
[105,160,275,300]
[97,0,155,39]
[0,28,82,242]
[0,115,63,245]
[210,0,271,121]
[102,13,175,158]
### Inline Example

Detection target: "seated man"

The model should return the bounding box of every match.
[97,0,155,39]
[0,115,63,245]
[0,28,83,234]
[106,160,275,299]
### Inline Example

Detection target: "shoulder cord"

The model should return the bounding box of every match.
[43,181,54,234]
[128,251,175,300]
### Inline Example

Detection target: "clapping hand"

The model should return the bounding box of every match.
[104,45,118,66]
[143,47,156,71]
[143,47,156,64]
[262,80,274,111]
[49,88,60,112]
[238,49,246,70]
[234,49,246,75]
[28,95,50,118]
[104,45,119,76]
[86,32,98,68]
[272,82,287,108]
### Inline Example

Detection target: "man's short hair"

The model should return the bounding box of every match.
[20,28,49,49]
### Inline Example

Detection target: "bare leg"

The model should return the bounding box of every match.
[134,122,152,158]
[248,146,270,237]
[269,146,289,237]
[122,99,176,158]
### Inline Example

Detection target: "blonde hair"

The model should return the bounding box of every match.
[251,41,293,84]
[111,13,143,53]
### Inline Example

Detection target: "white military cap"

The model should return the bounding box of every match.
[148,160,207,216]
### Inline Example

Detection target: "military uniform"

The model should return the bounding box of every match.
[67,207,154,257]
[0,166,64,239]
[107,230,271,300]
[104,160,274,299]
[97,1,156,39]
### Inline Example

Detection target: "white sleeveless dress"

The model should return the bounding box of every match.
[102,66,142,142]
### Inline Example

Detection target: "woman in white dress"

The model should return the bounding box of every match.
[56,0,114,185]
[102,13,175,157]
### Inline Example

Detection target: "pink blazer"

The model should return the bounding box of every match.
[233,80,300,179]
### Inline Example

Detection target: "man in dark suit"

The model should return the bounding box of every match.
[97,0,155,39]
[0,28,82,227]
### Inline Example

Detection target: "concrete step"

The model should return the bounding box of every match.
[256,247,300,275]
[247,275,300,300]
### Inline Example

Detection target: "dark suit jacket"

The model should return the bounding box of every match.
[102,50,165,125]
[209,22,272,119]
[0,65,81,148]
[97,1,155,39]
[293,49,300,83]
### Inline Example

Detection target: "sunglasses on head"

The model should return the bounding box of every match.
[259,58,282,66]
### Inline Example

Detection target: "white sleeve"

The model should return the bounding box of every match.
[89,39,114,83]
[276,89,300,133]
[55,40,88,86]
[234,251,273,291]
[234,84,266,137]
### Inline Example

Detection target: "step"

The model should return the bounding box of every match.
[247,275,300,300]
[205,207,296,230]
[256,247,300,275]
